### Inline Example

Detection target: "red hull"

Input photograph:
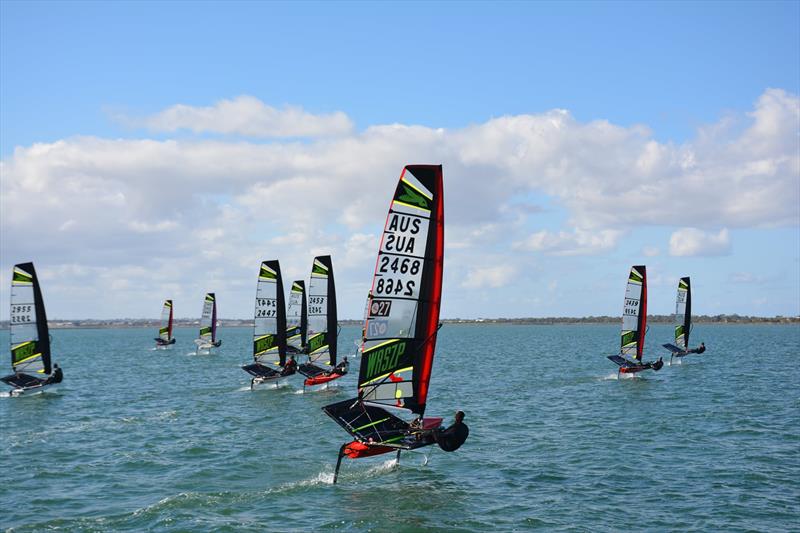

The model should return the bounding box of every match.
[343,441,395,459]
[619,365,646,374]
[304,372,344,386]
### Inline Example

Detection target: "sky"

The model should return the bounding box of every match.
[1,1,798,320]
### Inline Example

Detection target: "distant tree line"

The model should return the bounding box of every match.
[0,313,797,330]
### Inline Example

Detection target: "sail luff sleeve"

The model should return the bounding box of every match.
[684,277,691,349]
[326,256,338,366]
[637,265,647,361]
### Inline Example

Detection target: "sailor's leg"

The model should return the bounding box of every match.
[333,443,347,484]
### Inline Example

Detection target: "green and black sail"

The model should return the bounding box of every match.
[323,165,445,434]
[242,260,287,378]
[299,256,338,377]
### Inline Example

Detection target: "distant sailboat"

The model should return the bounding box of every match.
[298,255,347,387]
[607,265,663,375]
[242,261,296,388]
[286,280,307,355]
[323,165,464,483]
[1,263,63,395]
[154,299,176,347]
[194,293,221,353]
[663,277,705,362]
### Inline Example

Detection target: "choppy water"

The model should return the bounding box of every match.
[1,324,798,531]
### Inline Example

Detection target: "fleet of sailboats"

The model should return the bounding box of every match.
[3,164,710,485]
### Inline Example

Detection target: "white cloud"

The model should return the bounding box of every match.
[669,228,731,257]
[461,265,518,289]
[643,246,660,257]
[1,89,797,317]
[513,228,622,256]
[120,95,353,138]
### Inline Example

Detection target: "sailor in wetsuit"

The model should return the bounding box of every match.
[688,342,706,354]
[332,356,349,375]
[281,355,297,376]
[45,364,63,385]
[432,410,470,452]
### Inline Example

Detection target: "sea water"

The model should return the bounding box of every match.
[1,324,798,531]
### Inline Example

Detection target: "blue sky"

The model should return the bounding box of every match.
[1,1,798,320]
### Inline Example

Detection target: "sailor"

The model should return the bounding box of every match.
[432,410,469,452]
[689,342,706,354]
[333,356,349,375]
[46,364,63,385]
[281,355,297,376]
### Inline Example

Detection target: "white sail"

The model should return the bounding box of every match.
[10,264,50,375]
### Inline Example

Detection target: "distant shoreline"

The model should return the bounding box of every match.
[0,314,797,330]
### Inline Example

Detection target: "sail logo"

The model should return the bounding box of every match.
[364,340,406,381]
[396,183,431,210]
[254,335,275,354]
[308,332,327,353]
[12,341,37,363]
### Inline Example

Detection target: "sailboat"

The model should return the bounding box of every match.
[298,255,346,387]
[154,299,176,347]
[323,165,459,483]
[1,262,62,395]
[241,260,295,388]
[607,265,664,375]
[194,293,221,353]
[286,280,307,355]
[662,277,705,362]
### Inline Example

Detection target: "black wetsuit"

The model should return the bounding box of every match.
[47,368,63,385]
[689,345,706,354]
[434,421,469,452]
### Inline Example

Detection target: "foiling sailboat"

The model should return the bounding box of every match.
[242,260,295,388]
[194,293,221,353]
[1,263,63,395]
[154,299,176,347]
[662,277,705,362]
[298,255,345,387]
[323,165,463,483]
[286,280,307,355]
[607,265,663,376]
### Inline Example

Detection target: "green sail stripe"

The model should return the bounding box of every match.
[353,417,390,432]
